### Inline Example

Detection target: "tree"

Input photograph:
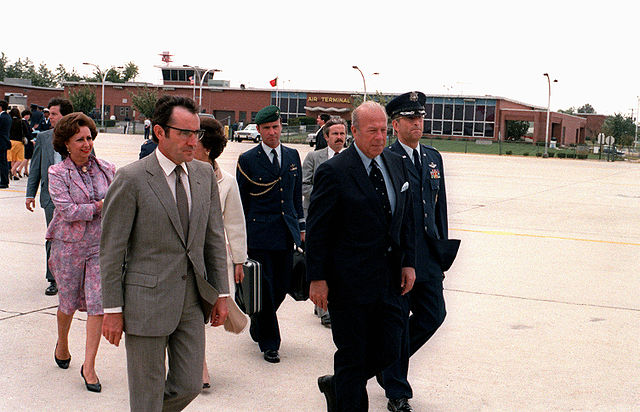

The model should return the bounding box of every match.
[558,107,576,114]
[602,114,635,146]
[351,91,393,110]
[577,103,595,114]
[130,86,159,119]
[69,86,96,116]
[55,64,84,85]
[505,120,530,140]
[122,62,139,82]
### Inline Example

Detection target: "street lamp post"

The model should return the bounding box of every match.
[83,62,122,131]
[198,68,221,108]
[352,65,367,101]
[182,65,200,101]
[543,73,558,158]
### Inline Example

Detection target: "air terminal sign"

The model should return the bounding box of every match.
[307,96,352,104]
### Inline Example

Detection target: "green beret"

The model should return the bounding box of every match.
[255,105,281,125]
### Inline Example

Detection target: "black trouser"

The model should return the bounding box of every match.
[381,277,446,399]
[329,290,404,412]
[0,149,8,186]
[247,247,293,352]
[44,204,56,283]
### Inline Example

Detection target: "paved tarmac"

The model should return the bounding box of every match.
[0,133,638,411]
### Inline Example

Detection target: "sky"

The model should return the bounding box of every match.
[3,0,640,116]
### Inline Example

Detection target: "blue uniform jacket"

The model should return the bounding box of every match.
[236,143,304,250]
[387,140,448,282]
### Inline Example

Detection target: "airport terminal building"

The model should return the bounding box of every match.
[1,66,589,145]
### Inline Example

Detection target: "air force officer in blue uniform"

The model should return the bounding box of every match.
[236,105,305,364]
[380,92,451,412]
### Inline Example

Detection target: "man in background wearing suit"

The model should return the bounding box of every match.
[25,98,74,295]
[0,100,11,189]
[379,92,451,412]
[100,96,230,411]
[302,116,347,328]
[314,113,331,150]
[236,105,305,364]
[307,101,416,411]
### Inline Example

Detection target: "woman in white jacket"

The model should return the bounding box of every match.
[195,116,248,389]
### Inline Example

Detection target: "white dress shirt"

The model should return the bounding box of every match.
[261,142,282,167]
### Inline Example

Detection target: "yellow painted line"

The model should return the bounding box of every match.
[0,188,25,193]
[452,228,640,246]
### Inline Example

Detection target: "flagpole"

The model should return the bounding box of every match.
[276,76,279,107]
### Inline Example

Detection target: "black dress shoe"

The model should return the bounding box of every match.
[45,282,58,296]
[263,349,280,363]
[317,375,337,412]
[387,398,414,412]
[54,343,71,369]
[202,382,211,389]
[81,365,102,393]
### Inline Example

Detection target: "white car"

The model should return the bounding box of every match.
[234,124,261,142]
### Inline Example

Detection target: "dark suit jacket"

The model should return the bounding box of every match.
[236,144,304,250]
[314,126,327,150]
[139,139,157,159]
[387,140,448,281]
[0,112,11,150]
[306,144,415,305]
[26,129,55,208]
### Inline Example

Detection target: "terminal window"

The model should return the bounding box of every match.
[424,97,496,138]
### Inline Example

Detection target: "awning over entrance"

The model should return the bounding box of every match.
[304,105,351,113]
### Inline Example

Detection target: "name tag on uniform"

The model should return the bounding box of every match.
[289,164,298,171]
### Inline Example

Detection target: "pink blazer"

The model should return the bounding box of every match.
[45,156,116,242]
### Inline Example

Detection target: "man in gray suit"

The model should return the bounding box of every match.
[100,96,230,411]
[25,98,73,295]
[302,116,347,328]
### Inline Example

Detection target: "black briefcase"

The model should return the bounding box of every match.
[288,246,309,301]
[235,259,262,315]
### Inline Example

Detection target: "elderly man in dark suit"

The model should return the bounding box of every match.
[100,96,229,411]
[307,101,416,412]
[236,105,305,364]
[378,91,453,412]
[25,98,74,295]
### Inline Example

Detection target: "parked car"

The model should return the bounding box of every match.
[234,123,261,142]
[306,132,316,147]
[601,146,624,156]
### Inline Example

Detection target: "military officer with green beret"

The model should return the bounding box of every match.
[236,105,305,363]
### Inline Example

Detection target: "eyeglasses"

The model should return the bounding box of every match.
[162,124,205,139]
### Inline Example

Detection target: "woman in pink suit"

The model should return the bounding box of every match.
[46,113,115,393]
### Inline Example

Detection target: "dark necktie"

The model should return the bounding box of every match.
[413,148,422,181]
[271,149,280,174]
[369,160,392,224]
[174,166,189,239]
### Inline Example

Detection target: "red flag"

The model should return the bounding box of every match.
[269,77,277,87]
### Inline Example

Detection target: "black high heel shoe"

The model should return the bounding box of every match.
[54,344,71,369]
[80,365,102,393]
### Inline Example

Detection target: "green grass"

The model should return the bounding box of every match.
[417,138,613,160]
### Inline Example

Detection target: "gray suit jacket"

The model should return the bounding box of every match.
[302,147,329,217]
[100,154,229,336]
[26,129,55,208]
